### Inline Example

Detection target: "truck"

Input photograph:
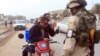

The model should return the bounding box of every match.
[13,20,26,31]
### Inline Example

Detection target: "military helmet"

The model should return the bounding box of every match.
[67,0,87,9]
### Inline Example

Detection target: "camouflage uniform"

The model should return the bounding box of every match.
[62,0,96,56]
[75,9,96,56]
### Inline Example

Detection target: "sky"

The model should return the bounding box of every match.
[0,0,99,19]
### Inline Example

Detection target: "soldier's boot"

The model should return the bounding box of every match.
[89,41,94,56]
[90,49,94,56]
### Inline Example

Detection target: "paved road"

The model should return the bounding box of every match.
[0,31,26,56]
[0,27,100,56]
[96,26,100,30]
[0,30,66,56]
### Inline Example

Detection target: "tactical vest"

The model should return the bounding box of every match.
[76,10,96,47]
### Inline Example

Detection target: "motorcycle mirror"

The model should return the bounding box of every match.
[18,33,24,39]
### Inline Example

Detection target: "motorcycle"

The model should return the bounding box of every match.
[18,33,59,56]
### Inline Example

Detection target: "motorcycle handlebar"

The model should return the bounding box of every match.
[50,41,60,44]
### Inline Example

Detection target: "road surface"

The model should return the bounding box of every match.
[0,30,100,56]
[0,30,66,56]
[0,31,26,56]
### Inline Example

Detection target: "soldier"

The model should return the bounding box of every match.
[62,0,96,56]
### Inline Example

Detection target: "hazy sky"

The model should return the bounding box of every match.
[0,0,99,19]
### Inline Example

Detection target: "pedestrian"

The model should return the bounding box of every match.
[10,21,13,28]
[62,0,96,56]
[5,21,7,28]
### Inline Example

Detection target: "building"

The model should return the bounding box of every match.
[0,14,4,21]
[15,15,26,20]
[49,10,64,20]
[49,10,64,16]
[4,15,15,21]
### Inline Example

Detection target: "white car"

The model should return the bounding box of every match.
[55,19,68,33]
[13,20,26,31]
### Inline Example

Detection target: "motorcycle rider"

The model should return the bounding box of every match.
[23,13,57,56]
[62,0,96,56]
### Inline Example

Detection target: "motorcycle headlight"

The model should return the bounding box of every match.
[41,43,47,48]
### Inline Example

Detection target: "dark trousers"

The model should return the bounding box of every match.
[22,45,35,56]
[22,48,28,56]
[89,41,94,56]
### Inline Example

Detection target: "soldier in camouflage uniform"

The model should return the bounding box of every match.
[62,0,96,56]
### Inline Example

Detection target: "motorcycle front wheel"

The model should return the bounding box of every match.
[41,52,50,56]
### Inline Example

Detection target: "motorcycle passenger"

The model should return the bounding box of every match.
[62,0,96,56]
[23,13,57,56]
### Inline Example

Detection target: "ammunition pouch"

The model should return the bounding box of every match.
[76,32,89,47]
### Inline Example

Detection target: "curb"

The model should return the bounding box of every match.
[0,29,11,36]
[0,30,15,42]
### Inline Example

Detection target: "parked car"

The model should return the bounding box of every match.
[55,19,68,33]
[13,20,26,31]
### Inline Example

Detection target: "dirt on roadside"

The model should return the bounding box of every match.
[0,30,16,46]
